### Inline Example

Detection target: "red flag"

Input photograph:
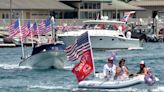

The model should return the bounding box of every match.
[72,50,94,82]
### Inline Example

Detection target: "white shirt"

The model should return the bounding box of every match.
[103,64,116,79]
[126,31,131,39]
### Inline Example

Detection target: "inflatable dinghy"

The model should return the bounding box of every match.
[79,74,159,89]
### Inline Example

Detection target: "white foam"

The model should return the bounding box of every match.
[152,86,164,92]
[29,85,71,90]
[0,64,32,70]
[64,65,73,70]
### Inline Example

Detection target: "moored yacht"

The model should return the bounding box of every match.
[58,19,143,50]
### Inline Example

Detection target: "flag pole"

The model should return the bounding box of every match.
[18,18,25,58]
[30,21,34,48]
[36,19,41,45]
[87,31,95,77]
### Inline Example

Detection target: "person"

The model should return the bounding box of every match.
[137,60,149,75]
[126,27,132,39]
[116,58,129,80]
[144,68,156,85]
[103,56,116,80]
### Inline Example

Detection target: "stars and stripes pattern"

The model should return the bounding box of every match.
[65,31,91,61]
[7,19,20,38]
[38,20,45,35]
[30,22,38,36]
[44,17,51,33]
[21,20,31,39]
[7,17,53,38]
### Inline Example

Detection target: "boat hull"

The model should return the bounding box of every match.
[58,35,142,50]
[78,76,143,89]
[19,51,66,69]
[78,74,159,89]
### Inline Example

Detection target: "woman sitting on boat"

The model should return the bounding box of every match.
[137,60,149,75]
[103,56,116,80]
[137,60,156,85]
[116,58,129,80]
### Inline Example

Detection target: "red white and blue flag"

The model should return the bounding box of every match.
[65,31,94,82]
[7,19,20,38]
[31,22,38,36]
[120,11,135,22]
[21,20,31,39]
[65,32,91,61]
[44,17,51,33]
[38,20,45,35]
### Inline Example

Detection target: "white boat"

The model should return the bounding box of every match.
[79,74,159,89]
[58,20,143,50]
[19,42,67,69]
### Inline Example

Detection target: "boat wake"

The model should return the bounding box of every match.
[28,85,72,90]
[0,64,32,70]
[74,85,164,92]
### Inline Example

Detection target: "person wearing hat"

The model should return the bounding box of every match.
[103,56,116,80]
[137,60,149,75]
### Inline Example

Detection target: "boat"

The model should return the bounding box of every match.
[58,19,143,50]
[19,42,67,69]
[78,73,159,89]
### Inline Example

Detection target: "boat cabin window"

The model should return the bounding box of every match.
[82,22,120,30]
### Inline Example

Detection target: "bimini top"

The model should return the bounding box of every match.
[31,43,66,55]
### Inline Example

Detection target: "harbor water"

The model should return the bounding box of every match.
[0,42,164,92]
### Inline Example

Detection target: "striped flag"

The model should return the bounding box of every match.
[66,31,94,82]
[21,20,31,38]
[44,17,51,33]
[38,20,45,35]
[121,11,135,22]
[31,22,38,36]
[65,31,91,61]
[7,19,20,38]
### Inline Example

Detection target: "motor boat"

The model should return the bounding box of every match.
[19,42,67,69]
[78,73,159,89]
[58,19,143,50]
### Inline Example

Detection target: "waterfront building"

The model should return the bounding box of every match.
[0,0,144,20]
[129,0,164,18]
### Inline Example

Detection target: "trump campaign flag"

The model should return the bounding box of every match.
[65,31,95,82]
[72,50,94,82]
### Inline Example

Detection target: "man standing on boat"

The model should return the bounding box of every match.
[126,27,132,39]
[103,57,116,80]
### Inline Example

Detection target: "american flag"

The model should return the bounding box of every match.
[44,17,51,33]
[65,31,91,61]
[120,11,135,22]
[30,22,38,36]
[7,19,20,38]
[21,20,31,39]
[38,20,45,35]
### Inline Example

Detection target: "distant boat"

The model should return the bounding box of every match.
[19,42,67,69]
[58,19,143,50]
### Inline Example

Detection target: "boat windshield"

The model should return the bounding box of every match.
[31,43,66,55]
[82,23,119,30]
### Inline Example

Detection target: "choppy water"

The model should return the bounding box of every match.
[0,42,164,92]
